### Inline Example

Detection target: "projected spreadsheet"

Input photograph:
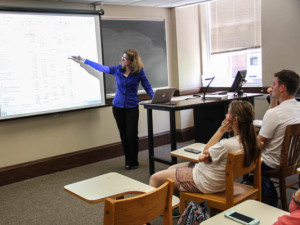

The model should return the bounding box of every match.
[0,12,104,120]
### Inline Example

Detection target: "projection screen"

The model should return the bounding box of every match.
[0,10,105,121]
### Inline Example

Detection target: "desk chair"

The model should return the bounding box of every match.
[180,152,262,216]
[264,123,300,211]
[103,178,174,225]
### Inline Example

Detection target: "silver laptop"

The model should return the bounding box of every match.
[151,88,176,104]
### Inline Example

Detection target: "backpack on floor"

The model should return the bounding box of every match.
[242,174,278,207]
[177,200,209,225]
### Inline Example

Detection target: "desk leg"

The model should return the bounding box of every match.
[170,110,177,164]
[147,109,155,175]
[248,96,255,106]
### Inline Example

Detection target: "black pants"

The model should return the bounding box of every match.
[112,106,139,166]
[261,162,275,175]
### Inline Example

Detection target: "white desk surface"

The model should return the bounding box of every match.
[253,119,263,128]
[202,200,289,225]
[64,172,179,207]
[171,143,205,162]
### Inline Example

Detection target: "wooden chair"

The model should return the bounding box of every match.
[103,178,174,225]
[264,123,300,211]
[180,151,262,216]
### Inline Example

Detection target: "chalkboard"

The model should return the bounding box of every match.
[101,19,168,95]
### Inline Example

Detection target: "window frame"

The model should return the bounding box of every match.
[200,1,262,89]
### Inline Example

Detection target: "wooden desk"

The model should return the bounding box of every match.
[202,200,289,225]
[141,93,262,174]
[64,172,179,207]
[170,143,205,162]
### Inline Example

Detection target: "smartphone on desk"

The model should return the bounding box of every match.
[184,148,202,154]
[224,210,260,225]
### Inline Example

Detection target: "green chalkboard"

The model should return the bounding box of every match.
[101,19,168,95]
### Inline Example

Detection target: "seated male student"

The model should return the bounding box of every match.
[258,70,300,172]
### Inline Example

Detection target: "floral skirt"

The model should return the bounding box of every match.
[176,162,201,192]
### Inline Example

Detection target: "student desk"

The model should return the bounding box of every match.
[140,93,262,174]
[201,200,288,225]
[170,142,205,162]
[64,172,179,207]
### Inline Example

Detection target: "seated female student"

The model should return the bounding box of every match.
[149,100,261,195]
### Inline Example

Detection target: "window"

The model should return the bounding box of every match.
[202,0,262,87]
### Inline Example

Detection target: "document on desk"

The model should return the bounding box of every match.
[171,95,199,101]
[204,94,228,100]
[171,143,206,162]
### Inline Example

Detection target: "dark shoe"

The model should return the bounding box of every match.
[172,207,180,218]
[130,162,139,170]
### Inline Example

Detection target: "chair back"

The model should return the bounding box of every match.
[264,123,300,210]
[225,148,262,207]
[103,178,174,225]
[280,123,300,174]
[180,144,263,214]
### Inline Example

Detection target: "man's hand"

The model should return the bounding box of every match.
[267,87,274,98]
[267,87,279,108]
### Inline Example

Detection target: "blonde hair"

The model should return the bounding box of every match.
[122,49,144,75]
[230,100,260,167]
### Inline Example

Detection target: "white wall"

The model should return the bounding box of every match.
[175,5,202,91]
[173,5,202,129]
[261,0,300,86]
[254,96,269,120]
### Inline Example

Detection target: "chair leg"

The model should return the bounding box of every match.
[180,197,187,215]
[279,177,288,211]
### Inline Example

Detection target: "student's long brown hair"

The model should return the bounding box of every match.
[122,49,144,75]
[230,100,260,167]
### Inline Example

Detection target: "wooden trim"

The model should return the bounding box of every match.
[176,127,194,142]
[0,127,194,186]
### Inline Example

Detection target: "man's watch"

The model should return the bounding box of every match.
[293,193,300,206]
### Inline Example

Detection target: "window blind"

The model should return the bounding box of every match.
[210,0,261,54]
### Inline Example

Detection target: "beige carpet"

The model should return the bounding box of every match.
[0,141,193,225]
[0,140,296,225]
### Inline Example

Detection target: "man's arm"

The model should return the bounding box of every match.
[257,134,269,147]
